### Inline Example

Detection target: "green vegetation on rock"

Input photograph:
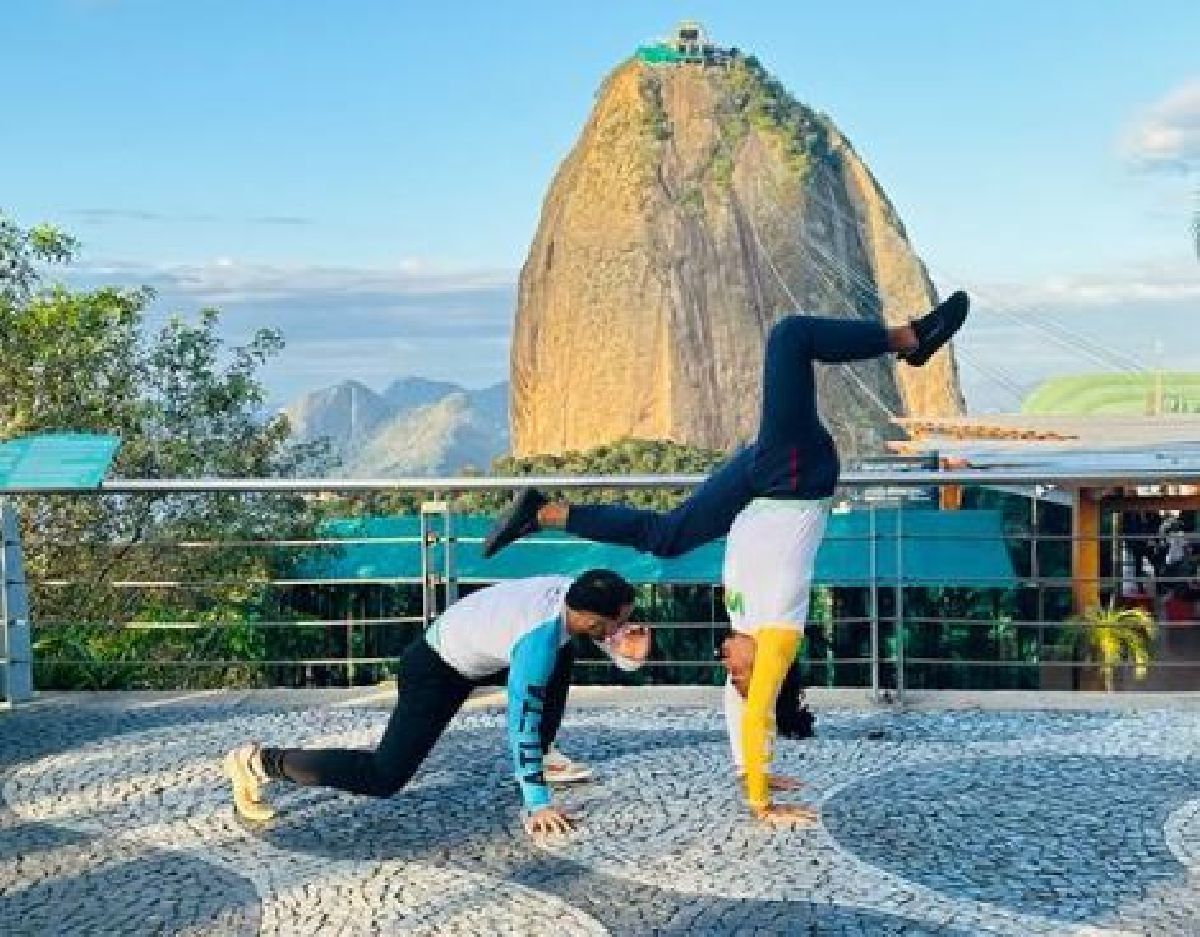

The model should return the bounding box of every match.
[456,438,727,515]
[725,55,832,182]
[635,53,835,194]
[638,73,671,142]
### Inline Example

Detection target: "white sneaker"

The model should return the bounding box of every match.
[225,742,276,822]
[543,745,593,784]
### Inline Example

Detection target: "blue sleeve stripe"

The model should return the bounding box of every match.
[507,618,560,810]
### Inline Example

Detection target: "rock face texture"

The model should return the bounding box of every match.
[510,56,964,458]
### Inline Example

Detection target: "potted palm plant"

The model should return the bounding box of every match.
[1060,601,1156,691]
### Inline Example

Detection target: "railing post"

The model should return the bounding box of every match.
[894,505,906,704]
[420,500,458,628]
[443,502,459,608]
[419,504,436,629]
[1030,490,1043,660]
[869,504,881,700]
[1,499,33,706]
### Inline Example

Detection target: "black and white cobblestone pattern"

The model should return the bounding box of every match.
[1,702,1197,935]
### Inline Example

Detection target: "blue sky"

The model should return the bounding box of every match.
[3,0,1198,408]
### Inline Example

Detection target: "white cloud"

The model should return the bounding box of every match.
[954,267,1200,413]
[1123,78,1200,173]
[71,257,516,305]
[973,261,1200,307]
[69,255,1196,414]
[63,257,519,404]
[66,208,316,227]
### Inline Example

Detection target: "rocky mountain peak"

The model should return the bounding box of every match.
[510,49,964,458]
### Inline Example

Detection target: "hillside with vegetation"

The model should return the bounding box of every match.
[284,378,508,476]
[1022,372,1200,415]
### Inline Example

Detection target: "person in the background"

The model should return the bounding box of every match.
[225,570,647,835]
[1123,509,1161,579]
[1162,512,1189,578]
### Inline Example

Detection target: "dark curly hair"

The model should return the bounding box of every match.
[775,661,814,739]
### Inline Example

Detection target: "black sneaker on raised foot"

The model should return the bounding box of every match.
[901,290,970,367]
[482,488,548,558]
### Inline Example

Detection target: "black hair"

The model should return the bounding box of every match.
[776,661,813,739]
[713,632,814,740]
[565,569,636,618]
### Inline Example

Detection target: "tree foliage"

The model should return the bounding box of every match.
[453,438,728,515]
[1,211,332,688]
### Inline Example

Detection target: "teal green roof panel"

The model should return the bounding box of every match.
[304,509,1015,588]
[0,433,120,490]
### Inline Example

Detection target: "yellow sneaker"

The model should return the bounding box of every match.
[225,742,276,822]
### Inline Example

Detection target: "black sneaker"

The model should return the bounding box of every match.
[901,290,970,367]
[482,488,548,558]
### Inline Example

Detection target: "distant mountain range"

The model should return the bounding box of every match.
[283,378,509,476]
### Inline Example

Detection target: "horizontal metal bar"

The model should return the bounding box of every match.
[29,574,1177,589]
[25,617,1198,633]
[32,617,425,630]
[32,655,1200,671]
[36,577,424,588]
[27,619,719,632]
[33,537,426,550]
[901,658,1200,669]
[27,532,1191,553]
[3,466,1200,495]
[900,617,1199,628]
[35,657,404,668]
[529,658,1199,669]
[609,657,1200,670]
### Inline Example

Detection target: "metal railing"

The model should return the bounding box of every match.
[3,465,1199,704]
[6,463,1200,492]
[1,502,32,705]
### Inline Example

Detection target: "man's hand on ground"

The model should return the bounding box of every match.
[524,806,577,836]
[768,774,805,792]
[752,803,819,826]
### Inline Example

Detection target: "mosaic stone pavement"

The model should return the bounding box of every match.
[1,698,1198,935]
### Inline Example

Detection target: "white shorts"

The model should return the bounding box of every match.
[722,498,830,634]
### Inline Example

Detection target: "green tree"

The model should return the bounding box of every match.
[455,438,726,514]
[0,211,332,688]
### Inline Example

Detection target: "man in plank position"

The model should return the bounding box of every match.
[225,569,649,835]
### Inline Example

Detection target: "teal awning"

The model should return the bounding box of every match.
[0,433,120,491]
[304,508,1016,588]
